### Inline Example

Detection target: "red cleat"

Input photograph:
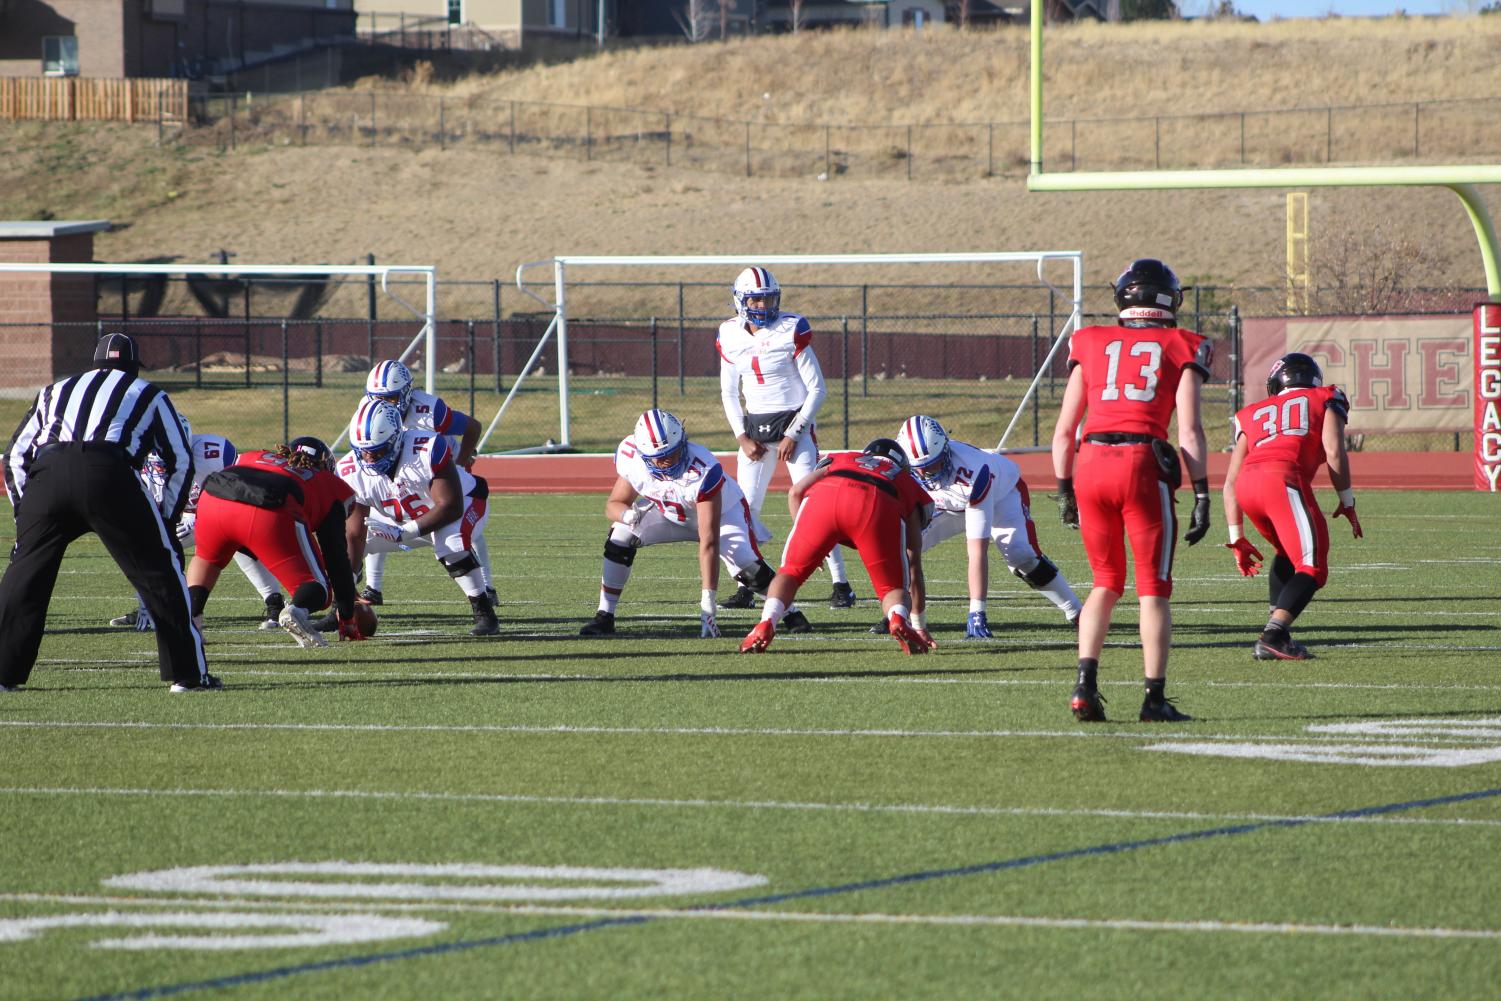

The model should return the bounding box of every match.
[887,614,929,656]
[740,619,776,653]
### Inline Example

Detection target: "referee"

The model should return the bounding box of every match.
[0,333,219,693]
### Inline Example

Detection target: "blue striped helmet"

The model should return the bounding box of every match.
[733,267,781,325]
[632,409,689,481]
[365,360,415,415]
[349,399,404,476]
[898,415,955,490]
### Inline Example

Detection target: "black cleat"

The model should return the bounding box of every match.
[1253,631,1314,661]
[170,673,225,693]
[868,617,890,635]
[1139,697,1193,723]
[360,587,384,606]
[1070,683,1107,723]
[579,611,616,636]
[469,594,499,636]
[486,587,498,607]
[314,609,339,633]
[828,582,857,608]
[261,593,286,630]
[719,585,757,610]
[781,609,812,633]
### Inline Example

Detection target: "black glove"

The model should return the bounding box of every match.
[1184,477,1211,545]
[1055,478,1079,530]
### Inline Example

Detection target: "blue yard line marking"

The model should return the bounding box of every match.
[76,785,1501,1001]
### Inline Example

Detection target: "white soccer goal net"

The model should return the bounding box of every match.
[499,252,1083,455]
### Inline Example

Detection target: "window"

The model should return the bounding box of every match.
[42,36,79,77]
[550,0,565,27]
[447,0,461,24]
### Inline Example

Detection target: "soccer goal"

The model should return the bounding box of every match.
[0,261,437,445]
[498,252,1084,455]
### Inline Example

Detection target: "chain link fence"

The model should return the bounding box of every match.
[0,277,1478,458]
[174,91,1501,181]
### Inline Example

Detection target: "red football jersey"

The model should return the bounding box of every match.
[235,449,354,527]
[817,452,933,519]
[1233,385,1350,484]
[1068,324,1213,439]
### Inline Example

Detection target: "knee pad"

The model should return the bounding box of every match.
[735,561,776,594]
[1012,555,1059,589]
[439,551,482,579]
[604,536,637,567]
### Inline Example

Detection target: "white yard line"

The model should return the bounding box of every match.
[2,784,1500,829]
[0,891,1494,940]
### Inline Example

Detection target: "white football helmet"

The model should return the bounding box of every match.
[366,359,415,415]
[732,267,781,325]
[349,398,404,476]
[898,415,955,490]
[632,409,690,481]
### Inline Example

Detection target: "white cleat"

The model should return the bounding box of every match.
[278,605,328,649]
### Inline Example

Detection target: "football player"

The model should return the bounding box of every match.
[338,398,499,637]
[357,360,492,609]
[186,437,366,649]
[108,415,288,632]
[579,409,811,638]
[893,415,1081,638]
[717,267,857,610]
[1051,259,1212,724]
[741,439,934,656]
[1222,352,1362,661]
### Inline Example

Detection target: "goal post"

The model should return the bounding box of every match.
[500,252,1085,455]
[0,261,437,446]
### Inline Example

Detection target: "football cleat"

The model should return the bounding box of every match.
[486,587,498,607]
[740,619,775,653]
[868,617,890,635]
[1253,631,1314,661]
[579,611,616,636]
[360,587,384,606]
[109,609,140,628]
[1070,683,1107,723]
[887,615,928,656]
[828,582,857,609]
[781,609,812,633]
[719,585,757,610]
[278,605,328,649]
[470,594,500,637]
[964,611,993,640]
[260,593,285,631]
[169,673,224,693]
[313,610,339,633]
[1139,697,1193,723]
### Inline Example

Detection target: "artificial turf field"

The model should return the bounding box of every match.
[0,488,1498,1001]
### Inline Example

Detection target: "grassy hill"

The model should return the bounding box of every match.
[3,16,1501,302]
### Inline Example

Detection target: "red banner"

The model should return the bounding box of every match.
[1476,304,1501,492]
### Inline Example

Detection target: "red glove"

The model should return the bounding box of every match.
[1333,503,1363,539]
[1224,537,1264,577]
[915,628,939,651]
[337,606,369,642]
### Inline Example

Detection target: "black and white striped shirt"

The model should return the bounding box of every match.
[4,368,195,521]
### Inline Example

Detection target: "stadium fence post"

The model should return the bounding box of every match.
[650,316,659,410]
[467,320,476,417]
[676,284,685,396]
[1031,314,1040,447]
[280,320,290,443]
[861,285,869,397]
[841,316,849,450]
[492,280,503,393]
[315,320,323,388]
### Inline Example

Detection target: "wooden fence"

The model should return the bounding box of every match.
[0,77,188,123]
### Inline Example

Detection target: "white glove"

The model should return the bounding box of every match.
[621,506,643,527]
[397,519,423,544]
[367,519,403,545]
[700,610,721,638]
[175,514,195,541]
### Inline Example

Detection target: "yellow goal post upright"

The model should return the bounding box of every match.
[502,252,1086,455]
[0,261,438,445]
[1024,0,1501,490]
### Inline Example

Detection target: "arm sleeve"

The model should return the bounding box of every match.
[4,393,43,509]
[154,397,195,523]
[720,357,747,438]
[787,346,827,440]
[314,501,358,618]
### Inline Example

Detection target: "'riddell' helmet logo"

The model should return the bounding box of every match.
[1119,306,1175,321]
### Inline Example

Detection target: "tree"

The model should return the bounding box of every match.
[789,0,806,32]
[674,0,712,41]
[1120,0,1179,20]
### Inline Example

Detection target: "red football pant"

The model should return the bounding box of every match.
[1235,464,1330,587]
[1076,443,1176,598]
[193,493,331,607]
[780,479,908,598]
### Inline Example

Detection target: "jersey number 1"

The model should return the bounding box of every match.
[1099,339,1162,402]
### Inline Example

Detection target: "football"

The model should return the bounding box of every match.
[353,601,379,637]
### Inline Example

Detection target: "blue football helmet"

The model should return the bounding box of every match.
[633,409,690,481]
[733,267,781,326]
[365,360,415,416]
[349,398,404,476]
[898,415,955,490]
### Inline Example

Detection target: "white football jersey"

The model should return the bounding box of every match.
[338,428,476,524]
[924,440,1022,516]
[143,433,236,514]
[717,311,824,418]
[401,388,470,438]
[615,438,743,525]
